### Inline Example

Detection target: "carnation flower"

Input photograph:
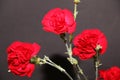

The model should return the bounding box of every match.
[7,41,41,77]
[99,66,120,80]
[73,29,107,60]
[42,8,76,34]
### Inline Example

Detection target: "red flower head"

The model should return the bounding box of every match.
[99,66,120,80]
[7,41,41,77]
[73,29,107,60]
[42,8,76,34]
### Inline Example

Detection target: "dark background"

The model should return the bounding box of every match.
[0,0,120,80]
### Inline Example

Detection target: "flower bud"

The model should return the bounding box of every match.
[30,56,41,64]
[95,44,102,51]
[74,0,80,4]
[8,70,11,72]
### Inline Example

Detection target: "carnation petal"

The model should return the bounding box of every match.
[32,43,41,56]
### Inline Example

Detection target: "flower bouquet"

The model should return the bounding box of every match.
[6,0,120,80]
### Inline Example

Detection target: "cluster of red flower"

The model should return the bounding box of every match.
[6,6,120,80]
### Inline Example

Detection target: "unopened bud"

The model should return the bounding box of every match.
[30,56,41,64]
[74,0,80,4]
[8,70,11,72]
[95,45,102,51]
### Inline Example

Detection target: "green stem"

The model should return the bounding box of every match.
[65,43,72,59]
[65,43,88,80]
[73,64,81,80]
[76,64,88,80]
[94,51,99,80]
[40,56,73,80]
[95,64,98,80]
[74,3,78,19]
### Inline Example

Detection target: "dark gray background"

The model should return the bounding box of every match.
[0,0,120,80]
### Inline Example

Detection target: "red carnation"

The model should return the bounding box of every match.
[42,8,76,34]
[73,29,107,60]
[7,41,40,77]
[99,66,120,80]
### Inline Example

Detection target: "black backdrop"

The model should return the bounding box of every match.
[0,0,120,80]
